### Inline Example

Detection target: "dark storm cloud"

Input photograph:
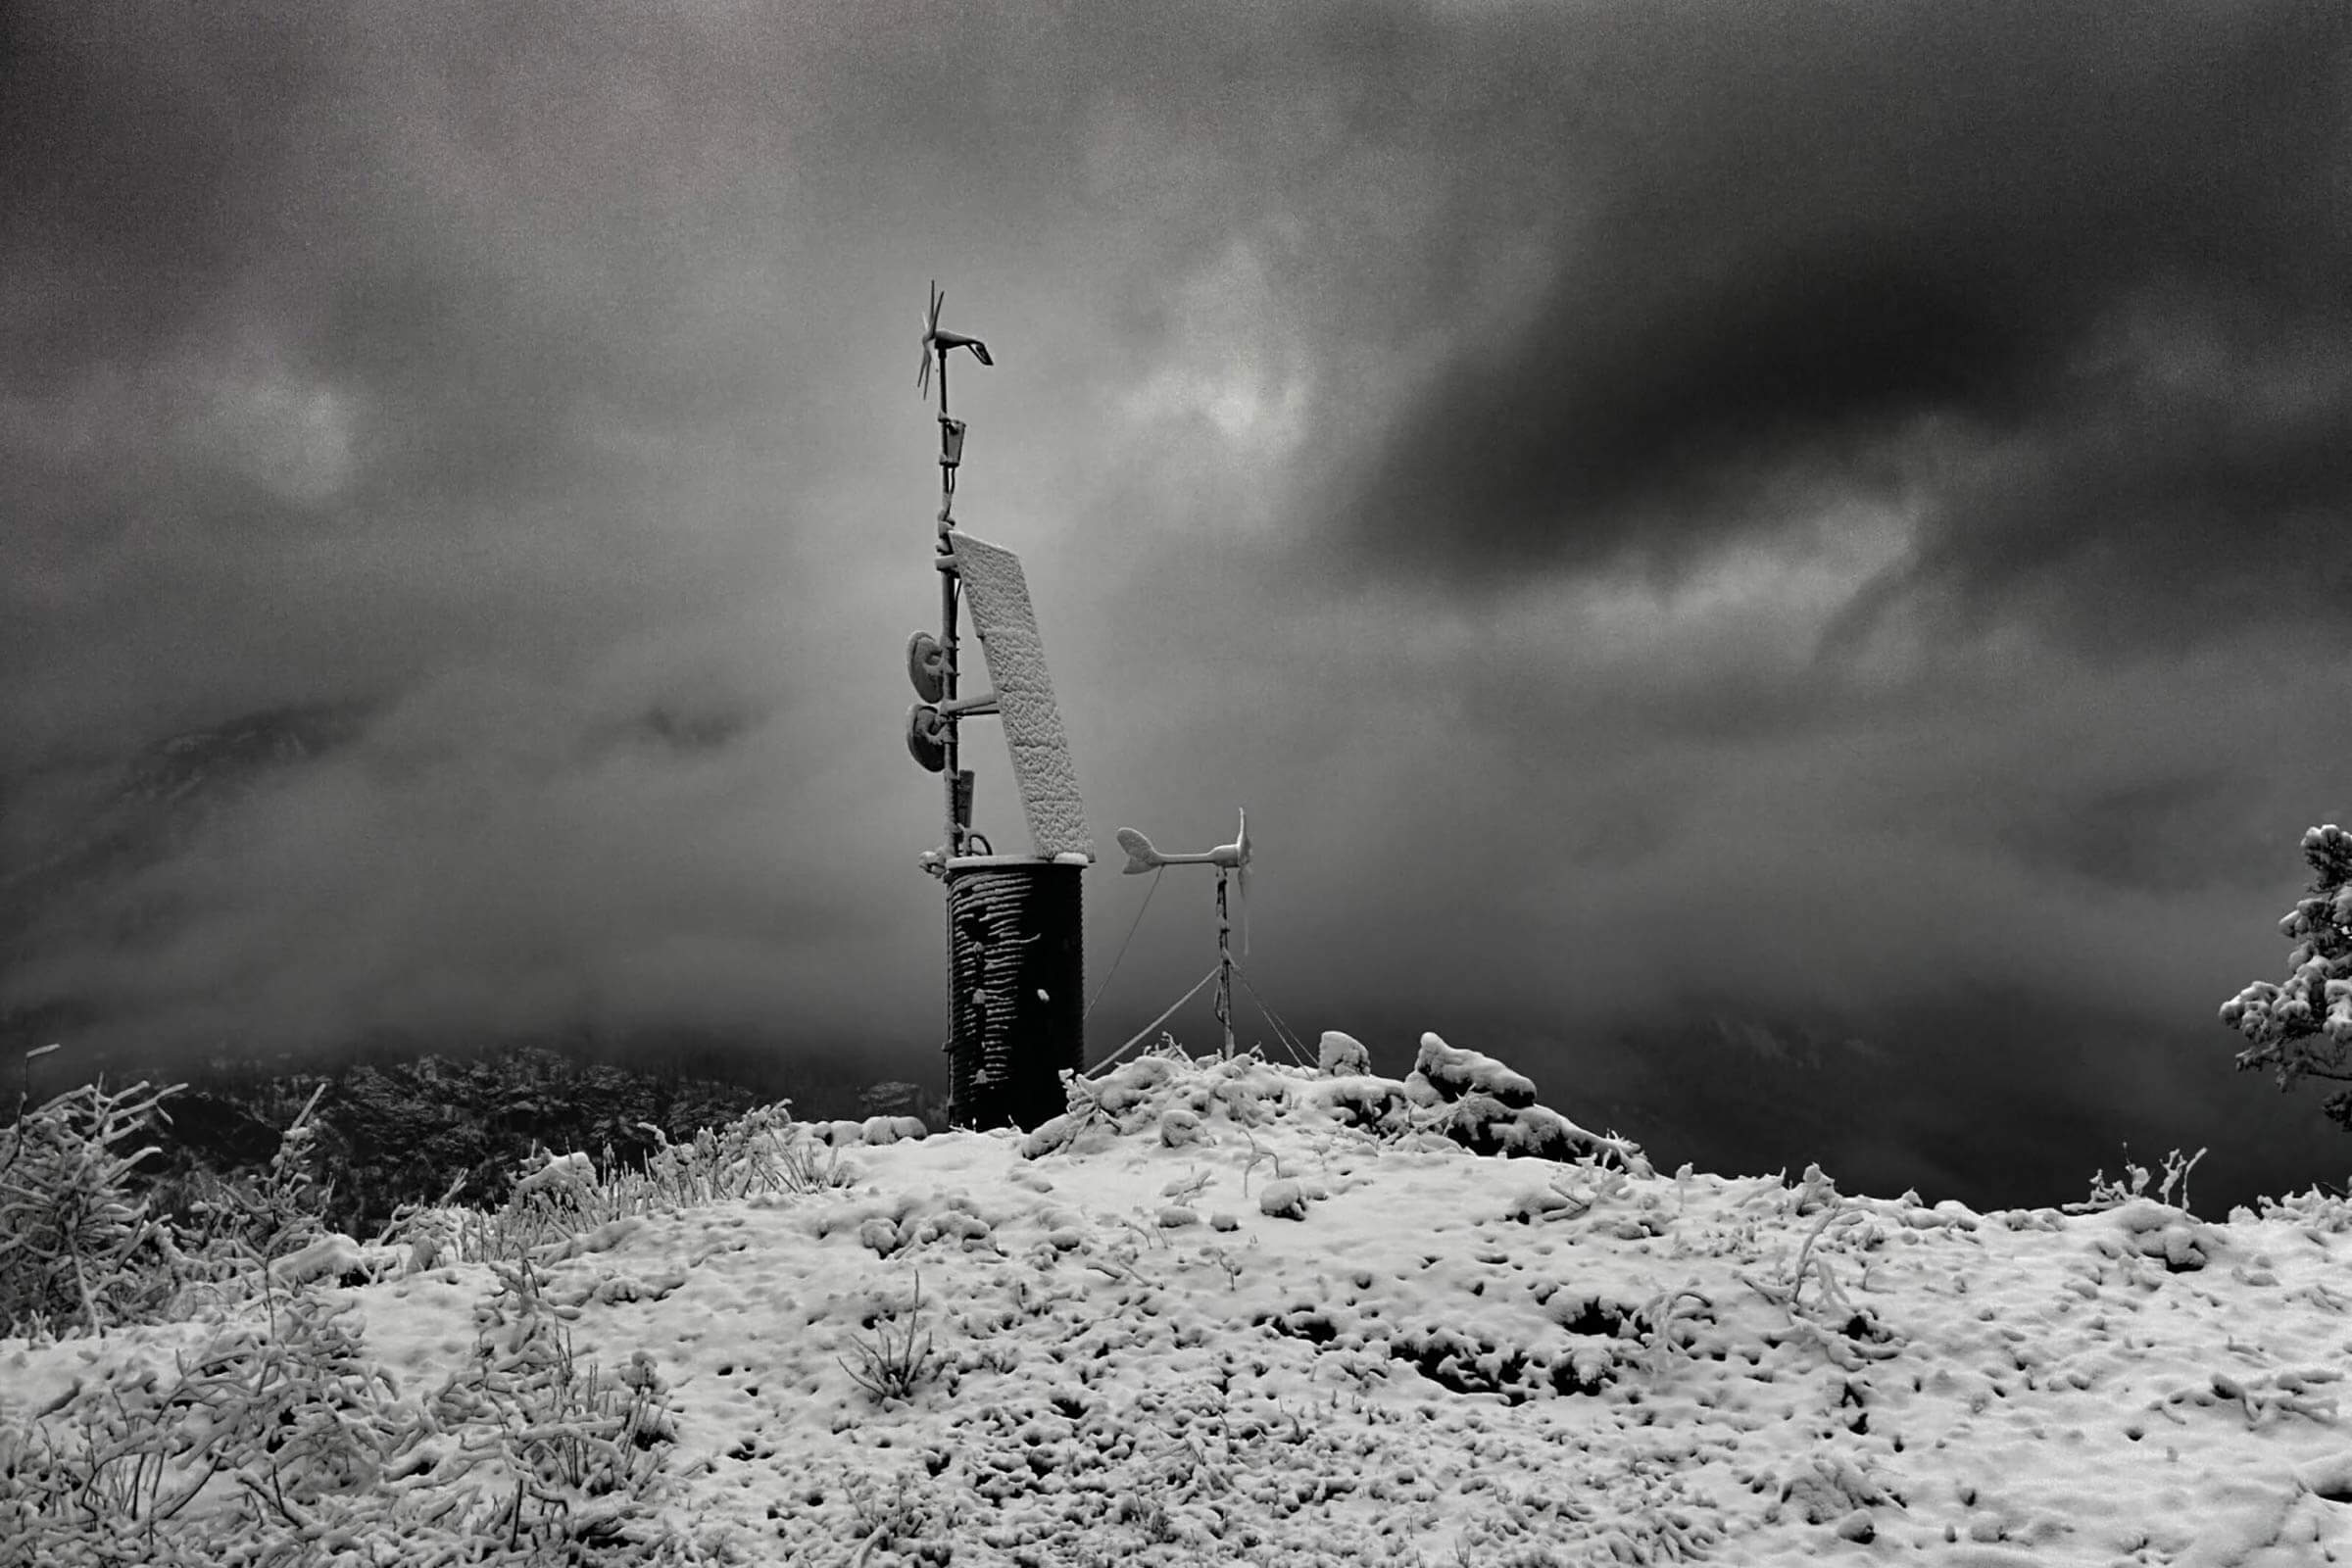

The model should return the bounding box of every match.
[7,0,2352,1213]
[1324,3,2352,644]
[0,0,986,1060]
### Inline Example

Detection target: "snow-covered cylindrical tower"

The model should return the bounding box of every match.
[944,857,1084,1129]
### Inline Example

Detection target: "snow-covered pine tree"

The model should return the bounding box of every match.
[2223,823,2352,1128]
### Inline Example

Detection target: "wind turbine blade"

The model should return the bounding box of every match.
[1239,864,1250,956]
[917,350,931,397]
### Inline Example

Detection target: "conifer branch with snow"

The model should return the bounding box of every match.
[2223,823,2352,1128]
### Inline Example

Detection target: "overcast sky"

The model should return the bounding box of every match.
[6,1,2352,1212]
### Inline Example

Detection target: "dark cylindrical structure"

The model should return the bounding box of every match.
[944,858,1084,1130]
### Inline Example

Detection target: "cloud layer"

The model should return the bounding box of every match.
[5,2,2352,1211]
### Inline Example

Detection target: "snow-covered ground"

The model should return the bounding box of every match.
[12,1036,2352,1565]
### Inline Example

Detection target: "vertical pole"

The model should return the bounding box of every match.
[935,347,961,858]
[939,566,959,856]
[1215,869,1234,1059]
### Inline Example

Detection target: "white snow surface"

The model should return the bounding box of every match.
[14,1043,2352,1565]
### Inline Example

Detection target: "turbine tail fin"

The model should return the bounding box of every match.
[1115,827,1163,875]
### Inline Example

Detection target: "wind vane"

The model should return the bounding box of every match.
[1115,809,1253,1059]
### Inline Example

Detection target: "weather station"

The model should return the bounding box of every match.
[903,286,1315,1127]
[904,285,1094,1131]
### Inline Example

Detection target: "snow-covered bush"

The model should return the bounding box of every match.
[0,1283,409,1564]
[638,1102,853,1203]
[0,1258,710,1567]
[0,1077,183,1337]
[389,1102,853,1267]
[420,1256,689,1554]
[2223,823,2352,1129]
[1413,1032,1537,1107]
[0,1082,837,1562]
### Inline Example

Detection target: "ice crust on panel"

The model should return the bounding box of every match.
[946,529,1093,862]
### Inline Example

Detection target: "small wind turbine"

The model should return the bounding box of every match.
[916,281,996,525]
[1114,809,1252,1058]
[916,280,994,400]
[918,280,995,526]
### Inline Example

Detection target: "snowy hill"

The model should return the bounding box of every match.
[9,1037,2352,1565]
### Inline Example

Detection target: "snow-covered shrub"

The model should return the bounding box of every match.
[1413,1032,1537,1108]
[1302,1075,1414,1136]
[2251,1183,2352,1234]
[0,1077,182,1337]
[0,1258,710,1567]
[841,1469,951,1564]
[2223,824,2352,1129]
[248,1083,334,1255]
[422,1256,687,1553]
[167,1082,347,1302]
[637,1102,851,1204]
[0,1285,407,1564]
[396,1102,852,1266]
[1440,1092,1647,1172]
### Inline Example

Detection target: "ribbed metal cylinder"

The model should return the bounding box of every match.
[944,858,1084,1131]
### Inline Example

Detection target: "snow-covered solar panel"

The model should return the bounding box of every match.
[946,529,1094,862]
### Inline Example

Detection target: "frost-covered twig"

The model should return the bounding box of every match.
[1637,1282,1712,1376]
[1161,1167,1211,1206]
[1738,1201,1884,1369]
[2064,1146,2208,1216]
[1237,1127,1288,1198]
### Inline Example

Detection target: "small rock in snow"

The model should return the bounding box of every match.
[1259,1179,1308,1221]
[1318,1031,1371,1076]
[862,1114,928,1146]
[1021,1114,1082,1159]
